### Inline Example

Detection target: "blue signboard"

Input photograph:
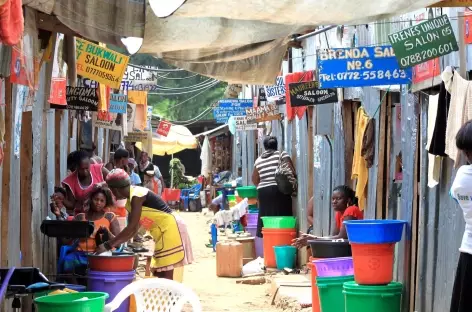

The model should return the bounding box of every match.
[109,94,128,114]
[213,99,253,124]
[317,46,412,88]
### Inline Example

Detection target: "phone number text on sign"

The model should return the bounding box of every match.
[317,46,412,88]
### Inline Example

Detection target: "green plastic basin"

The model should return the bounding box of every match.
[236,186,257,198]
[316,275,354,312]
[343,281,403,312]
[261,216,296,229]
[34,292,109,312]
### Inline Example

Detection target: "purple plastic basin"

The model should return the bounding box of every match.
[313,257,354,277]
[88,270,135,312]
[246,225,263,257]
[247,213,259,226]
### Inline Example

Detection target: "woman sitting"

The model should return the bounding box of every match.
[292,185,363,248]
[61,186,120,275]
[96,169,194,280]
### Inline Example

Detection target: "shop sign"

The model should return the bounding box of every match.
[258,88,267,105]
[63,87,99,111]
[246,104,281,123]
[388,15,458,69]
[430,0,472,7]
[213,99,253,124]
[234,116,257,131]
[317,46,412,88]
[92,112,123,131]
[264,76,285,102]
[76,38,129,89]
[288,81,338,107]
[157,120,172,137]
[123,131,148,142]
[109,94,128,114]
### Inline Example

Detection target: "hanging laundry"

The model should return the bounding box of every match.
[428,81,451,157]
[444,71,472,166]
[284,71,314,120]
[426,93,440,188]
[352,107,370,211]
[361,118,375,168]
[0,0,23,46]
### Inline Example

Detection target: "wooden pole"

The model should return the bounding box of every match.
[20,111,33,267]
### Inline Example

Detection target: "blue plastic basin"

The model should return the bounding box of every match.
[343,220,407,244]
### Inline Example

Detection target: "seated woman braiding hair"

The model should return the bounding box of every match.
[292,185,363,248]
[96,169,193,280]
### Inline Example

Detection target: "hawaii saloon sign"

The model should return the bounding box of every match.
[389,15,458,68]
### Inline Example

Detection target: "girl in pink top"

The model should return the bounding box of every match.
[59,151,109,215]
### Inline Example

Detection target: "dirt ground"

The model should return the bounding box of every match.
[178,211,279,312]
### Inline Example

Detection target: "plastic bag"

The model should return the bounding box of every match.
[242,257,264,276]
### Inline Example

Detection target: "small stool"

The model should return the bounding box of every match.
[236,237,257,265]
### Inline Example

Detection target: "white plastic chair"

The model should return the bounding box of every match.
[104,278,202,312]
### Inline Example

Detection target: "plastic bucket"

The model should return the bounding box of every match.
[262,228,297,268]
[247,213,259,226]
[351,243,395,285]
[343,281,403,312]
[246,225,263,257]
[274,246,297,269]
[261,216,296,229]
[236,186,257,198]
[34,292,109,312]
[88,270,135,312]
[316,275,354,312]
[308,257,321,312]
[313,257,354,277]
[344,220,406,244]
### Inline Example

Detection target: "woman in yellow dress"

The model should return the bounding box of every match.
[96,169,193,279]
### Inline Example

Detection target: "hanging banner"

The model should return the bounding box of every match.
[234,116,257,131]
[318,46,412,88]
[288,81,338,107]
[10,41,39,89]
[109,94,128,114]
[466,10,472,44]
[49,34,68,106]
[157,120,172,137]
[389,15,458,69]
[264,76,285,102]
[76,38,129,89]
[429,0,472,7]
[246,104,281,123]
[92,112,123,131]
[213,99,253,124]
[64,87,99,111]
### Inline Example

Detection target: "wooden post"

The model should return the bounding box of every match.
[376,92,388,219]
[55,110,62,186]
[1,79,12,267]
[20,112,33,267]
[307,107,314,200]
[342,100,355,187]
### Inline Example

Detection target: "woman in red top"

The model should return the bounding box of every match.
[292,185,363,248]
[59,151,110,215]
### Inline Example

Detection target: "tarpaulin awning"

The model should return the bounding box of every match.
[136,124,198,156]
[26,0,440,84]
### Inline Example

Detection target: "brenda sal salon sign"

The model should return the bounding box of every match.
[76,38,130,89]
[389,15,458,68]
[288,81,338,107]
[317,46,412,88]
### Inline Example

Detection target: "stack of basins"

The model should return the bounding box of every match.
[236,186,263,257]
[308,239,352,312]
[87,253,136,312]
[261,216,297,268]
[343,220,407,312]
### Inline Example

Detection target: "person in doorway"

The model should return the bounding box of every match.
[59,151,109,215]
[60,186,120,274]
[128,158,142,186]
[252,136,295,237]
[96,169,194,280]
[450,121,472,312]
[50,187,69,220]
[292,185,363,248]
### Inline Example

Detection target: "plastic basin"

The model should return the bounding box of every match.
[351,243,395,285]
[343,220,407,244]
[88,270,135,312]
[261,216,296,229]
[343,281,403,312]
[262,228,297,268]
[316,275,354,312]
[227,195,236,202]
[34,292,109,312]
[308,239,352,258]
[247,213,259,226]
[313,257,354,277]
[236,186,257,198]
[246,225,263,257]
[274,245,297,270]
[88,253,135,272]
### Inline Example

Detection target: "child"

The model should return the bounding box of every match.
[50,187,69,220]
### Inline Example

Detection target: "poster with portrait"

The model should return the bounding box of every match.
[92,111,123,131]
[126,103,137,132]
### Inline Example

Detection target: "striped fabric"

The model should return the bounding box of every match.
[254,151,289,189]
